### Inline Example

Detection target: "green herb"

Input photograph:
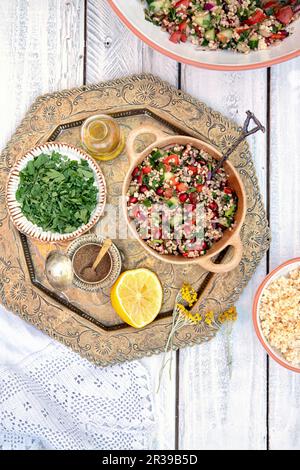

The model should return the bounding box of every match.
[143,198,152,208]
[149,149,162,166]
[16,151,98,233]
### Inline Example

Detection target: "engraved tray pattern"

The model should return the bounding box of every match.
[0,75,270,366]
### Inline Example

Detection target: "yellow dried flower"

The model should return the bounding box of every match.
[204,311,214,325]
[180,283,198,307]
[176,303,190,317]
[218,306,238,323]
[194,313,202,322]
[177,297,237,328]
[176,304,203,325]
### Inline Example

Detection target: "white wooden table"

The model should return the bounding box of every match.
[0,0,299,450]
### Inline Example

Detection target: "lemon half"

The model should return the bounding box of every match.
[111,268,163,328]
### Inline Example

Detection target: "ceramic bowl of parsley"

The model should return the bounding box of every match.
[6,143,107,242]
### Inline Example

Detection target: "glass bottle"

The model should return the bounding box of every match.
[81,114,125,161]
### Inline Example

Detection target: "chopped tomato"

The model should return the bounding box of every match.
[163,154,180,166]
[180,33,188,43]
[179,193,188,203]
[263,1,278,7]
[188,165,198,175]
[139,185,148,193]
[175,0,190,9]
[236,25,250,34]
[188,192,198,204]
[164,188,174,199]
[169,31,182,43]
[132,167,139,177]
[270,31,288,40]
[196,184,204,193]
[224,187,232,194]
[169,176,178,187]
[176,182,188,192]
[129,196,138,204]
[209,202,218,211]
[275,6,294,25]
[244,10,267,26]
[178,21,187,32]
[142,166,151,174]
[137,174,143,185]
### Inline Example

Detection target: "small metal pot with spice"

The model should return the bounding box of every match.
[67,234,122,292]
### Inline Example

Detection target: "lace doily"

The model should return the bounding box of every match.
[0,343,155,450]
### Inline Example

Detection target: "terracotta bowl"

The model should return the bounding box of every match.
[6,142,107,243]
[122,126,246,274]
[253,258,300,373]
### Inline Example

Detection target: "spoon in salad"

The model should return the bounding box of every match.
[208,110,266,181]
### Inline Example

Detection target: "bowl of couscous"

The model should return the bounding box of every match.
[109,0,300,71]
[123,125,246,274]
[253,258,300,373]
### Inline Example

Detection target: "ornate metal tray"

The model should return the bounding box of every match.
[0,75,270,366]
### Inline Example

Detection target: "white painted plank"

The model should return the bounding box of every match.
[269,57,300,451]
[179,69,268,449]
[86,0,178,450]
[0,0,85,152]
[86,0,178,81]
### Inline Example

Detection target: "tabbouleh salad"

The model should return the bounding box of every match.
[127,143,238,258]
[143,0,300,53]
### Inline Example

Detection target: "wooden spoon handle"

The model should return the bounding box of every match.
[92,239,112,271]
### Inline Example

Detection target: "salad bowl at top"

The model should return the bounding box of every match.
[123,126,246,274]
[6,142,107,243]
[108,0,300,71]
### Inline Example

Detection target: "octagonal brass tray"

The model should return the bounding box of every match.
[0,75,270,366]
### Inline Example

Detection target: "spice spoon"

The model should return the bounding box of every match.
[92,238,112,271]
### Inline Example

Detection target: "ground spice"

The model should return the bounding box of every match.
[73,243,112,283]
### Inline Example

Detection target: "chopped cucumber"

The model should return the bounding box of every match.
[225,205,236,218]
[166,197,179,208]
[205,28,216,41]
[194,11,211,28]
[217,29,233,43]
[147,0,170,13]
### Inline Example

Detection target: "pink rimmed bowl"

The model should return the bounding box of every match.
[109,0,300,71]
[253,258,300,373]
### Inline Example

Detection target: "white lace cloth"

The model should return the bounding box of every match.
[0,306,155,450]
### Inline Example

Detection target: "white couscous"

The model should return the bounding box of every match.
[259,268,300,367]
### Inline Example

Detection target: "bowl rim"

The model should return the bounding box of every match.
[6,142,107,243]
[123,133,246,268]
[252,257,300,373]
[108,0,300,71]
